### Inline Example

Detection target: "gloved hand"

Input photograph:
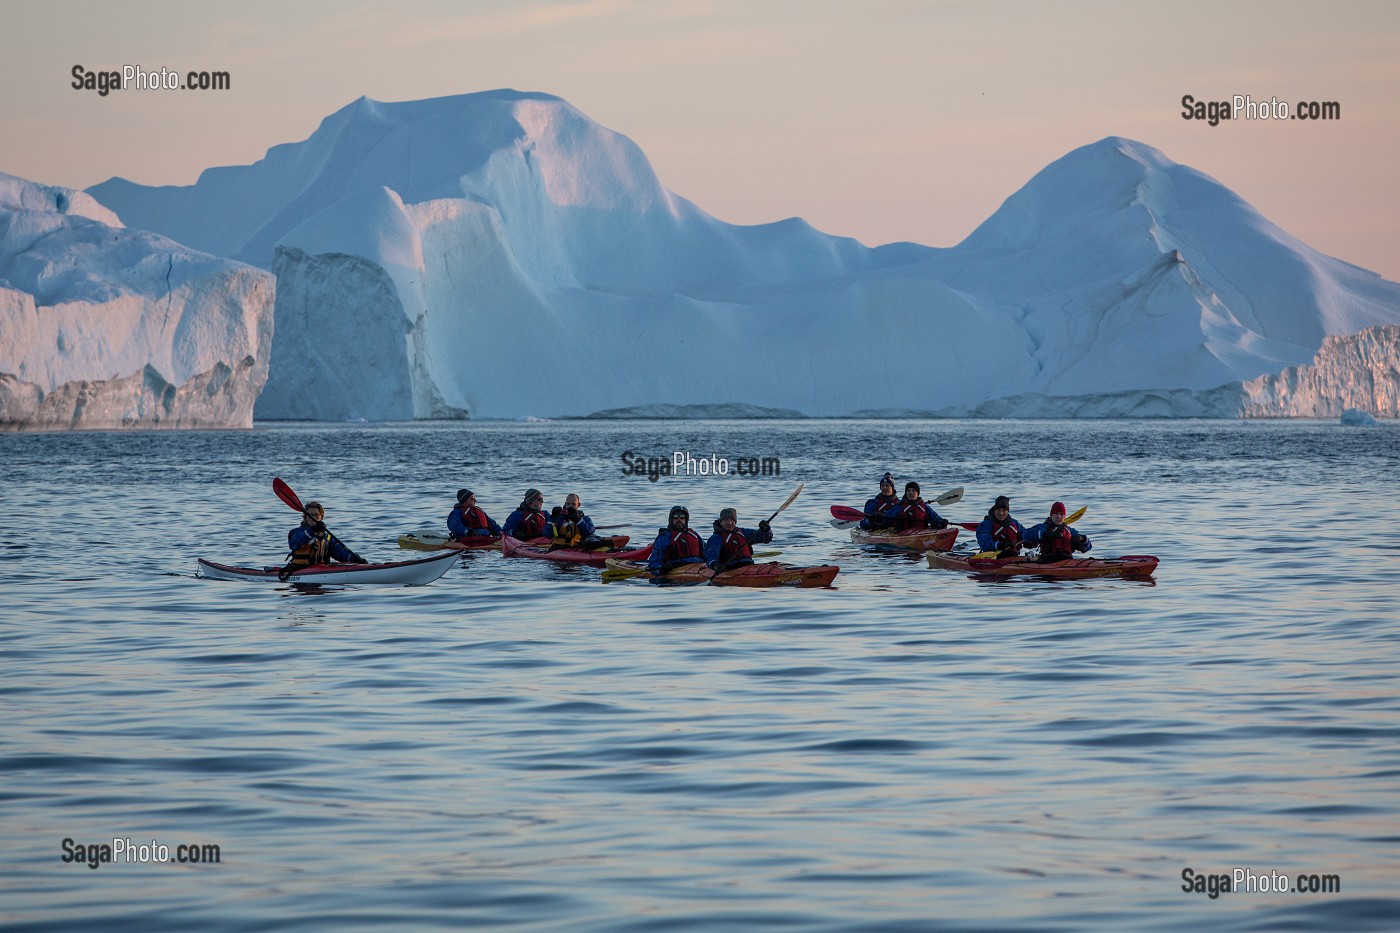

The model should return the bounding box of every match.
[758,519,771,533]
[312,521,328,536]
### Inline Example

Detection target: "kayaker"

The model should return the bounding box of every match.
[284,501,366,574]
[1024,501,1092,562]
[447,489,502,540]
[705,508,774,572]
[503,488,548,540]
[883,481,950,532]
[976,495,1026,557]
[859,472,900,530]
[648,506,707,575]
[548,493,601,547]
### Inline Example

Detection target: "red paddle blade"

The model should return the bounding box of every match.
[830,505,866,521]
[272,477,305,513]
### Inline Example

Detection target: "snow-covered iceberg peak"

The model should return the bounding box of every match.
[0,172,274,430]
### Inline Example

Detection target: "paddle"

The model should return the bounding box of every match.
[272,476,304,513]
[829,486,964,529]
[970,506,1086,559]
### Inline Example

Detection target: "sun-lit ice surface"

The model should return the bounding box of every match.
[87,91,1400,420]
[0,173,274,429]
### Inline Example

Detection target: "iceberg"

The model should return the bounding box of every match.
[88,91,1400,420]
[0,173,274,430]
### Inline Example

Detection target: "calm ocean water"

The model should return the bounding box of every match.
[1,419,1397,931]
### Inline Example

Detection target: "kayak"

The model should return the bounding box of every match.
[926,552,1159,579]
[602,559,840,588]
[850,527,958,551]
[397,532,505,551]
[501,534,649,566]
[604,558,713,584]
[197,550,461,585]
[713,562,840,588]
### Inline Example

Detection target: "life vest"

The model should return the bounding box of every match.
[894,499,935,531]
[456,504,495,535]
[1038,522,1074,558]
[288,530,330,568]
[866,494,897,516]
[665,528,704,561]
[988,517,1021,548]
[517,509,546,539]
[552,511,583,546]
[716,530,754,564]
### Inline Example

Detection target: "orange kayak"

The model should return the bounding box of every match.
[851,527,958,551]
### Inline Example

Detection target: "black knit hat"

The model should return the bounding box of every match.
[993,495,1011,511]
[457,488,474,504]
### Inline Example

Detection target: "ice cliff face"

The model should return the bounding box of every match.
[0,172,274,430]
[88,91,1400,419]
[1241,324,1400,418]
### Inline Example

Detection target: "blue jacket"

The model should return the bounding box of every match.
[447,505,501,538]
[287,525,357,563]
[704,525,773,570]
[976,516,1027,552]
[503,507,548,540]
[859,494,899,530]
[1024,521,1091,557]
[648,528,707,573]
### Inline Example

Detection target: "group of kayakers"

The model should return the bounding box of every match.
[648,505,774,575]
[860,472,951,532]
[857,471,1089,561]
[976,495,1090,561]
[287,475,1089,573]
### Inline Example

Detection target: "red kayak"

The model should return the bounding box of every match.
[501,535,649,566]
[926,551,1159,579]
[603,559,839,588]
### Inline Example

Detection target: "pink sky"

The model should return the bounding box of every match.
[4,0,1398,278]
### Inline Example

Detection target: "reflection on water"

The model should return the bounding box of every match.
[1,419,1397,931]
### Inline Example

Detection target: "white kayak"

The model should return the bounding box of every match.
[197,550,461,585]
